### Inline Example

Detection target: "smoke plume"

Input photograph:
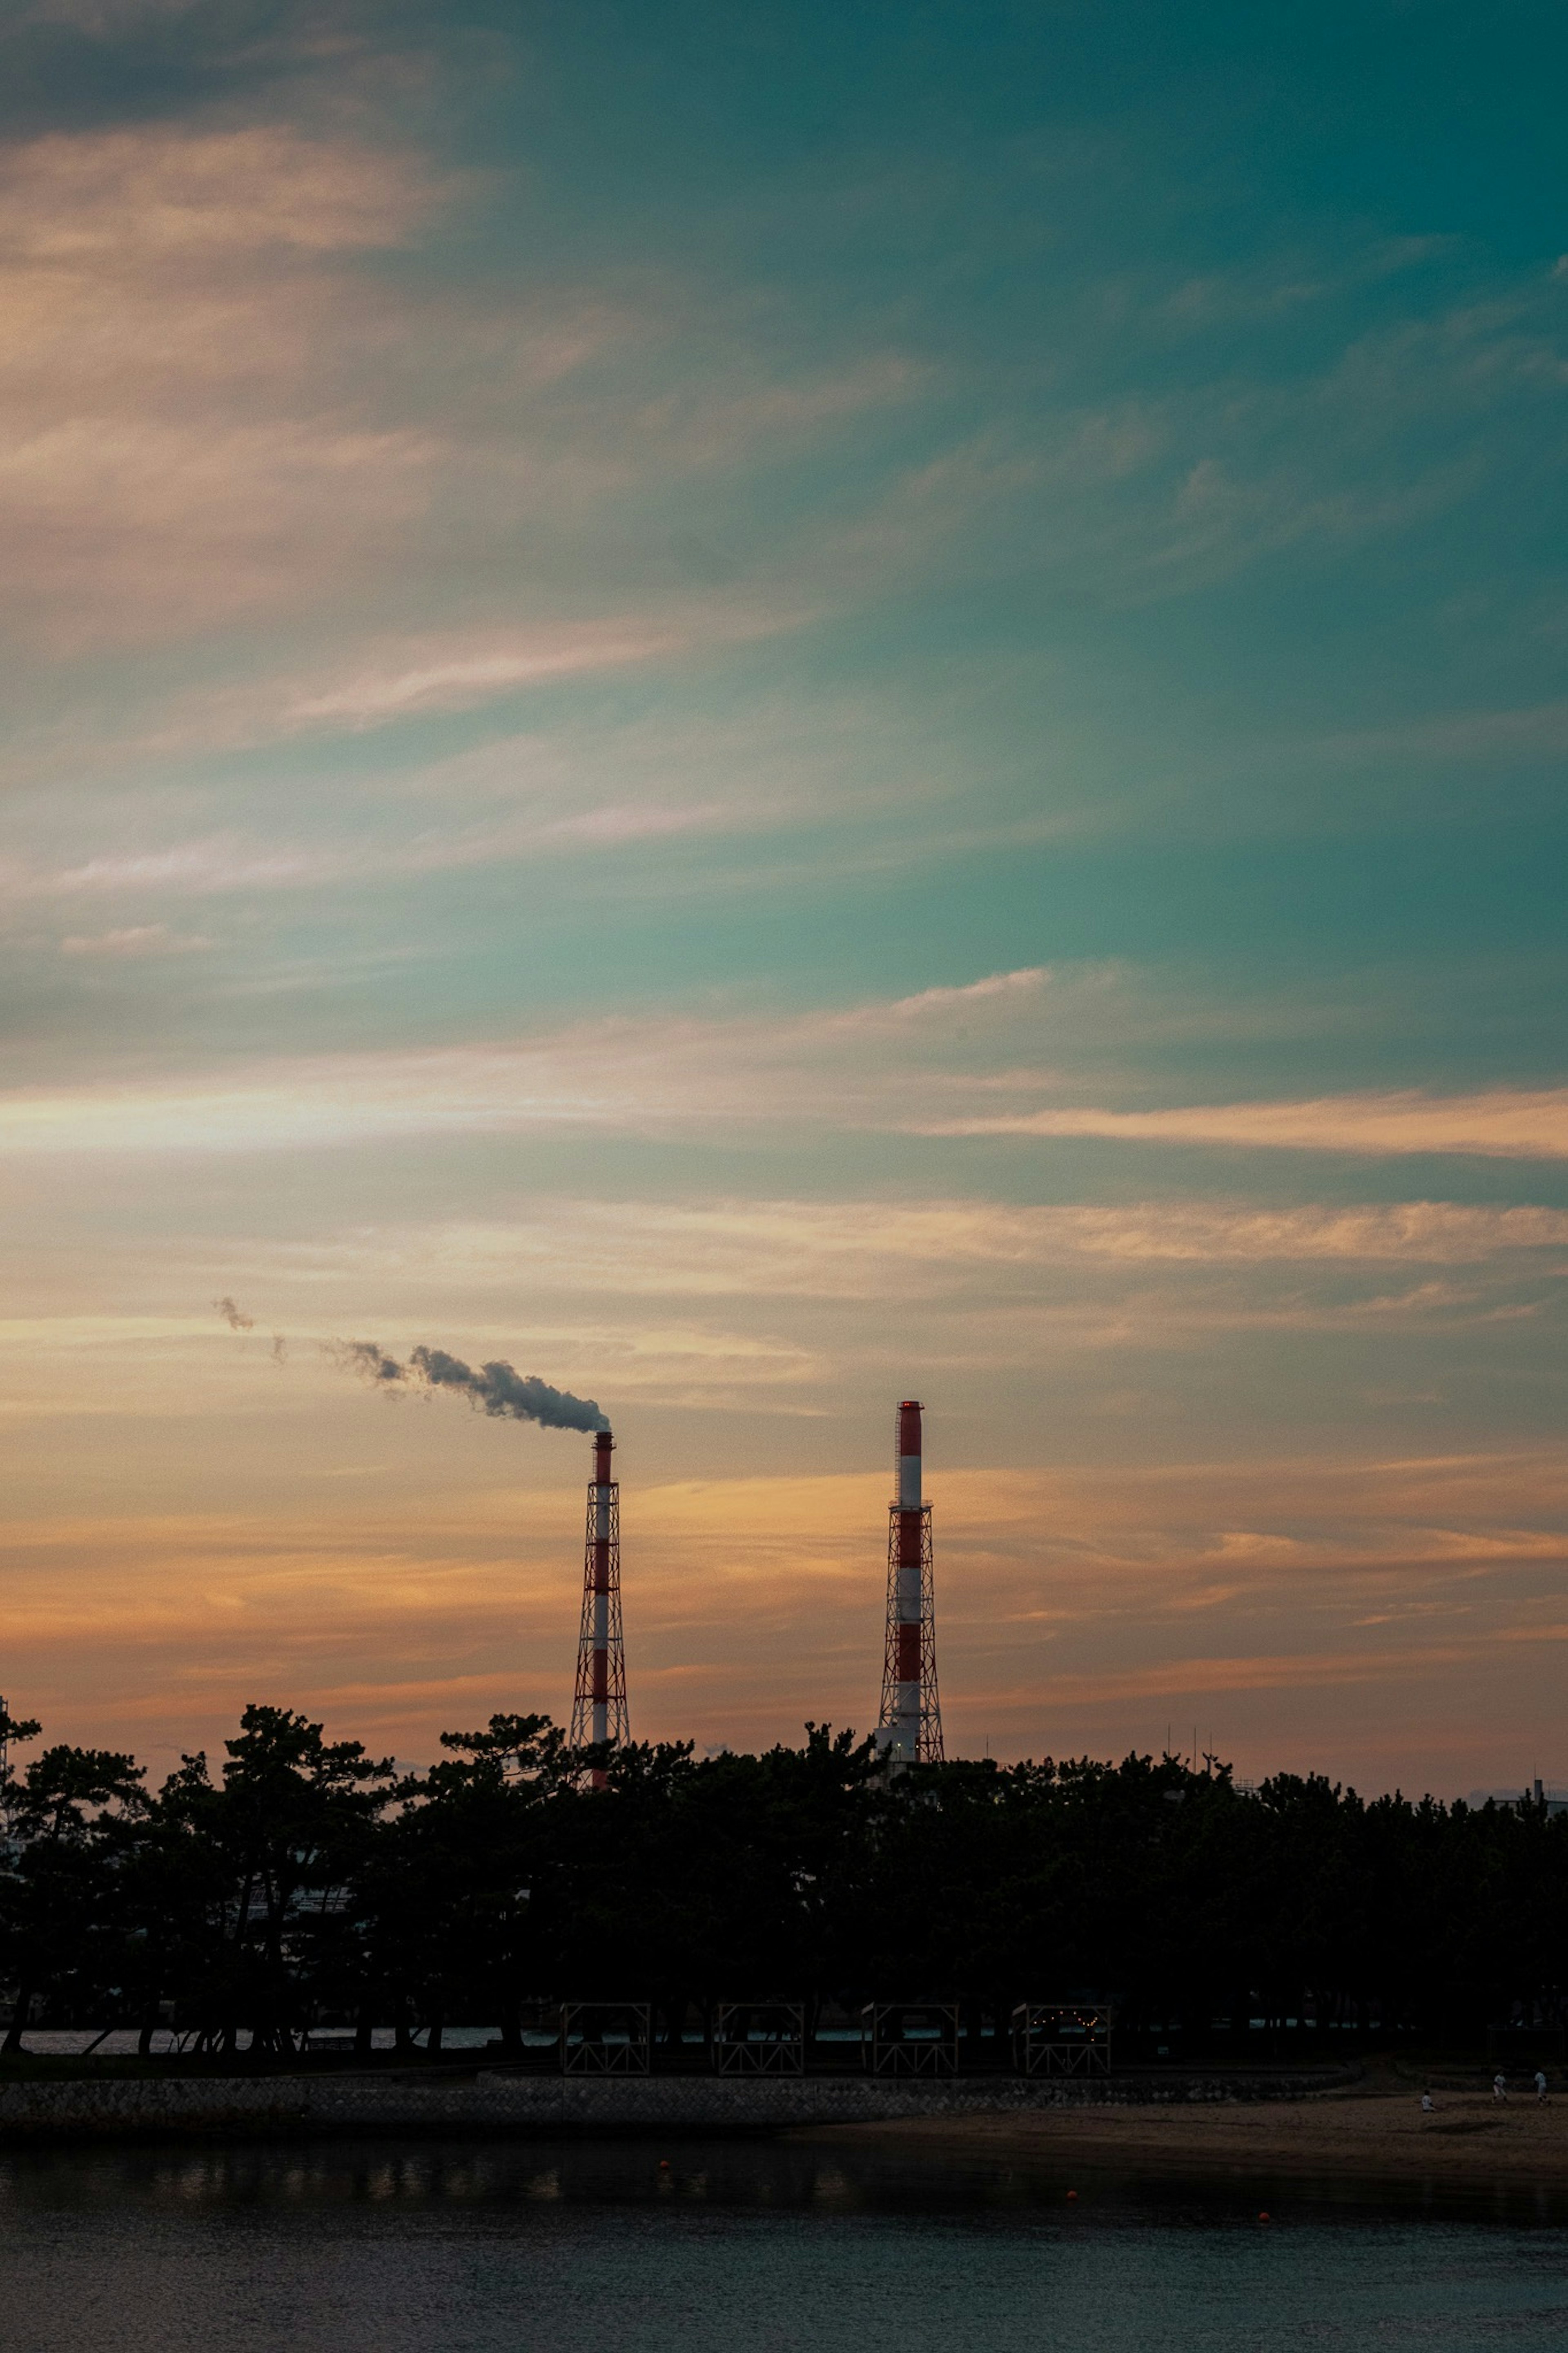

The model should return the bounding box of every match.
[214,1296,254,1331]
[333,1339,608,1433]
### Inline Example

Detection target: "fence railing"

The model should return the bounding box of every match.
[1011,2001,1113,2076]
[862,2001,961,2076]
[713,2002,806,2075]
[559,2001,651,2074]
[506,2001,1112,2076]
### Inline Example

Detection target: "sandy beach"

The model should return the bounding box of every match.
[808,2076,1568,2186]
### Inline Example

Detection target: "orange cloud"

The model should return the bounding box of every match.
[920,1088,1568,1160]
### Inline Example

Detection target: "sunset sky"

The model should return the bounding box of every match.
[4,0,1567,1793]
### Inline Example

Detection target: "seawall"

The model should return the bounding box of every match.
[0,2066,1359,2142]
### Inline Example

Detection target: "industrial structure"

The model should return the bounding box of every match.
[877,1399,944,1762]
[570,1427,628,1782]
[564,1401,945,1780]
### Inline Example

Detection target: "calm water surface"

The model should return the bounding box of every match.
[4,2134,1567,2353]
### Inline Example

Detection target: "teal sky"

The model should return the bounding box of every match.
[3,0,1567,1792]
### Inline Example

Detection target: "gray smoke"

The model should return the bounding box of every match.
[336,1339,402,1384]
[333,1338,607,1434]
[214,1296,254,1331]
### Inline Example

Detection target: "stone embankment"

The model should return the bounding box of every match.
[0,2066,1359,2141]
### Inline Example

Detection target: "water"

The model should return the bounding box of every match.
[4,2134,1568,2352]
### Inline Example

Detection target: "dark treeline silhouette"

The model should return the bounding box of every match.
[2,1702,1565,2060]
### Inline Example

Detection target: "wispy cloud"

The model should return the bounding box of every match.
[921,1089,1568,1161]
[59,923,212,957]
[0,123,444,259]
[0,795,755,903]
[0,968,1059,1153]
[363,1198,1568,1303]
[5,968,1568,1166]
[0,121,470,649]
[1322,700,1568,763]
[283,633,682,728]
[0,108,927,664]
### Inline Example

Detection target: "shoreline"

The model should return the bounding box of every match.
[6,2064,1567,2186]
[801,2082,1568,2186]
[0,2065,1351,2144]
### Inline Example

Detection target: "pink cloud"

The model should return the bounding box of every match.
[918,1088,1568,1160]
[0,124,444,259]
[283,628,685,727]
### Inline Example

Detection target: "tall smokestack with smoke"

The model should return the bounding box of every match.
[332,1340,607,1434]
[876,1399,944,1764]
[570,1426,628,1785]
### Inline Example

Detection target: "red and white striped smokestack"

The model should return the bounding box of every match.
[571,1425,628,1780]
[891,1401,923,1753]
[897,1400,922,1509]
[590,1430,613,1746]
[877,1398,944,1764]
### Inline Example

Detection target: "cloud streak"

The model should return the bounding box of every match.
[3,959,1568,1169]
[7,1024,1568,1171]
[920,1090,1568,1161]
[0,970,1056,1153]
[434,1197,1568,1290]
[283,633,684,728]
[59,923,212,957]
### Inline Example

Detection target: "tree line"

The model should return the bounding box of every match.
[2,1701,1565,2059]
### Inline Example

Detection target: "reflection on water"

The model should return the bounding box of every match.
[3,2136,1568,2352]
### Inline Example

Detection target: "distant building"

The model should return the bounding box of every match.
[1466,1780,1568,1817]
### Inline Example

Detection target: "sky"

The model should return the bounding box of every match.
[2,0,1567,1795]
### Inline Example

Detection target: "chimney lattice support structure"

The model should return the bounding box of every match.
[877,1399,944,1763]
[570,1429,628,1784]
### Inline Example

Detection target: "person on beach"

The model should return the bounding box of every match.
[1536,2070,1549,2103]
[1421,2092,1434,2112]
[1494,2072,1508,2101]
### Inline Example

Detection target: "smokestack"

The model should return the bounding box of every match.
[570,1426,628,1785]
[877,1399,944,1763]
